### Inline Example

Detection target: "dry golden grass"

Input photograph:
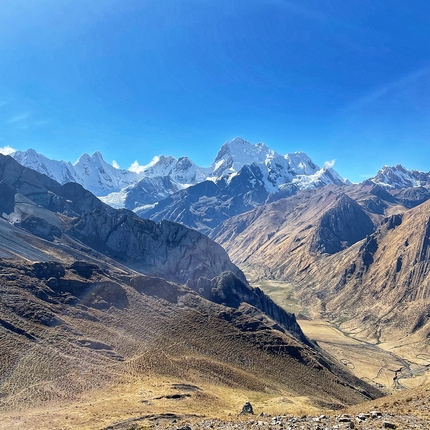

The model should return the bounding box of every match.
[0,376,323,430]
[0,260,379,429]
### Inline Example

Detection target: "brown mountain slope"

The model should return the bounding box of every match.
[212,183,430,357]
[294,198,430,349]
[0,260,381,428]
[211,184,405,279]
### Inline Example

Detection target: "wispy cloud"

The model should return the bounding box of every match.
[324,159,336,169]
[0,145,16,155]
[112,160,120,169]
[7,113,30,124]
[345,65,430,112]
[33,119,49,127]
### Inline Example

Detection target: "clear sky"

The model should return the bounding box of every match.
[1,0,430,182]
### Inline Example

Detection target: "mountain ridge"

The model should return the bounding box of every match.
[10,137,349,211]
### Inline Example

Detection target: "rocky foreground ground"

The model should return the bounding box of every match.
[149,412,427,429]
[122,407,430,430]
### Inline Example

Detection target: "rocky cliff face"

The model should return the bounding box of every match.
[187,271,309,345]
[0,154,244,284]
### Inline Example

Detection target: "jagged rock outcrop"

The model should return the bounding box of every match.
[0,154,244,284]
[187,271,309,345]
[370,164,430,189]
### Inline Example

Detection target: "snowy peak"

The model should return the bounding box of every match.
[139,154,209,185]
[72,150,139,195]
[371,164,430,189]
[12,148,139,196]
[211,137,347,193]
[74,150,106,167]
[284,152,319,175]
[12,149,76,185]
[212,137,274,177]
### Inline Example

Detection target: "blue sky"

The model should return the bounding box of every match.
[1,0,430,182]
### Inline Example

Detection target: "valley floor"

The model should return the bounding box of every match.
[251,277,430,393]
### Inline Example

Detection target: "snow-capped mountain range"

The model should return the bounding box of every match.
[10,137,349,207]
[9,137,429,234]
[12,149,139,196]
[370,164,430,189]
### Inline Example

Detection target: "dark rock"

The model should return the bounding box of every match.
[17,213,61,241]
[310,194,374,254]
[240,401,254,415]
[383,422,396,429]
[130,275,186,304]
[32,262,65,279]
[0,182,16,215]
[68,261,101,279]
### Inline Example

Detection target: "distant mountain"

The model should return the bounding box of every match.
[11,138,349,218]
[134,138,350,233]
[209,137,342,190]
[136,163,271,235]
[102,155,211,209]
[370,164,430,189]
[12,149,139,196]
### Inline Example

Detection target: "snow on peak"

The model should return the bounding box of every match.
[135,154,209,186]
[12,148,139,196]
[212,137,274,177]
[11,138,350,210]
[371,164,429,189]
[12,148,76,185]
[210,137,346,193]
[284,152,319,175]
